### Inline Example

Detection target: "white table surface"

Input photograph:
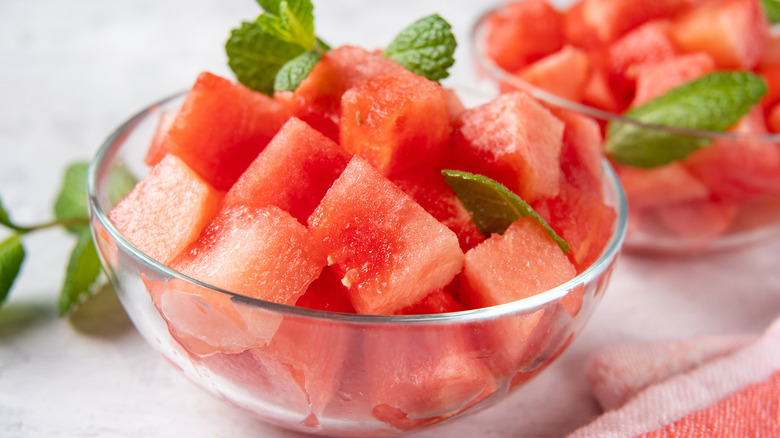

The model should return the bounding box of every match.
[2,1,780,437]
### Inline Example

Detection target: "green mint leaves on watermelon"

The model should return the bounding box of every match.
[383,14,457,82]
[763,0,780,23]
[441,170,570,253]
[227,2,457,95]
[604,72,767,168]
[227,0,322,96]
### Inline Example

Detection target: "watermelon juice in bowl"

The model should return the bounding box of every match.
[88,72,627,436]
[472,0,780,255]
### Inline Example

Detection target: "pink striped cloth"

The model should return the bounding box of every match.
[568,316,780,437]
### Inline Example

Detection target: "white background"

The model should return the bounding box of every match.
[2,1,780,437]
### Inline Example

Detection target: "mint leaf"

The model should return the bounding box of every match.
[59,228,102,316]
[383,14,456,82]
[442,170,569,253]
[105,161,138,207]
[0,234,25,307]
[763,0,780,23]
[257,0,316,50]
[54,162,90,234]
[256,0,282,14]
[226,21,308,95]
[274,50,320,92]
[605,72,767,168]
[0,197,25,232]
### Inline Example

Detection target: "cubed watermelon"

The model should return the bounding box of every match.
[631,52,715,107]
[172,205,326,305]
[684,107,780,201]
[390,169,485,252]
[669,0,769,69]
[548,106,604,193]
[222,117,351,224]
[288,45,404,141]
[146,72,292,190]
[308,156,464,315]
[109,154,222,265]
[512,45,591,102]
[655,198,738,241]
[460,216,577,309]
[607,19,678,84]
[449,91,565,203]
[482,0,565,72]
[616,162,710,210]
[533,180,616,272]
[339,68,450,176]
[295,265,356,314]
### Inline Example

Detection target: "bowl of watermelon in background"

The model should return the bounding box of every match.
[86,81,627,437]
[472,0,780,255]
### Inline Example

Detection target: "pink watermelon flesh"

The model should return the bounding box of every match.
[669,0,769,70]
[630,52,716,107]
[307,156,464,315]
[513,45,591,103]
[390,169,485,252]
[172,205,326,304]
[222,117,351,224]
[109,153,222,265]
[289,45,404,141]
[339,68,450,176]
[449,91,565,203]
[146,71,292,190]
[549,106,604,193]
[616,162,710,210]
[460,216,577,309]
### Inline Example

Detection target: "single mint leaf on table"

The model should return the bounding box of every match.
[54,162,91,233]
[605,72,767,168]
[763,0,780,23]
[274,50,321,92]
[227,21,309,96]
[441,170,570,253]
[383,14,456,82]
[0,234,25,307]
[59,228,102,316]
[257,0,316,50]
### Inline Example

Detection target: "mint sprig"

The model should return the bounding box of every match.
[763,0,780,23]
[605,72,767,168]
[226,2,457,95]
[383,14,457,82]
[0,161,136,314]
[442,170,570,253]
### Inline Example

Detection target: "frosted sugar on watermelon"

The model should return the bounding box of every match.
[340,67,450,176]
[109,153,222,265]
[146,72,292,190]
[222,117,351,224]
[308,156,464,315]
[449,91,565,203]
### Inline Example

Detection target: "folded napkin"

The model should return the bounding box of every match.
[568,316,780,437]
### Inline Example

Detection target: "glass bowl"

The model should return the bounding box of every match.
[87,90,628,436]
[471,0,780,255]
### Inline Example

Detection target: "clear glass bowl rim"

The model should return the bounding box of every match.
[87,89,629,326]
[470,5,780,142]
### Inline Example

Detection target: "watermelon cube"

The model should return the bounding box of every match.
[631,52,715,107]
[307,156,464,315]
[147,72,293,190]
[222,117,351,224]
[365,324,496,429]
[482,0,565,72]
[513,45,591,103]
[390,169,485,252]
[288,45,404,141]
[449,91,565,203]
[669,0,769,69]
[339,68,450,176]
[683,107,780,201]
[607,20,678,82]
[616,162,710,210]
[655,198,738,242]
[172,205,326,305]
[460,216,577,309]
[548,106,604,193]
[109,153,222,265]
[295,266,356,314]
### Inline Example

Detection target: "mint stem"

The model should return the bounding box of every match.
[3,217,90,234]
